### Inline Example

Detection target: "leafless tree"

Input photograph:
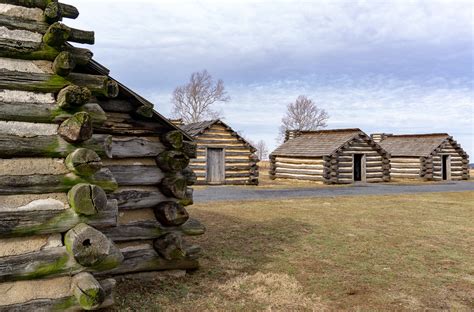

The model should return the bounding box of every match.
[255,140,269,160]
[279,95,329,141]
[172,70,230,123]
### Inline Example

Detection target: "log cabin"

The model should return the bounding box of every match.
[180,120,259,185]
[373,133,470,181]
[0,1,204,310]
[270,129,390,184]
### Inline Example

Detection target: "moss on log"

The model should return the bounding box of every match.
[58,112,93,143]
[68,183,107,216]
[156,150,190,172]
[0,133,112,158]
[65,148,102,176]
[0,167,118,194]
[0,200,117,237]
[160,172,187,199]
[153,201,189,226]
[153,233,185,261]
[0,69,118,97]
[52,51,76,76]
[64,223,123,268]
[71,273,106,311]
[161,130,183,149]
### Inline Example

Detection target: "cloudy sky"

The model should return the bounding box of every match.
[68,0,473,155]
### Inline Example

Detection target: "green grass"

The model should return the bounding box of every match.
[107,192,474,311]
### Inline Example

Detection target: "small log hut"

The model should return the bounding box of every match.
[270,128,390,184]
[0,1,204,310]
[180,120,259,185]
[373,133,470,181]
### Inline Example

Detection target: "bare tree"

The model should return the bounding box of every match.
[172,70,230,123]
[255,140,269,160]
[279,95,329,141]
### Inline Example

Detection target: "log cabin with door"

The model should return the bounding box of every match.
[270,129,390,184]
[180,120,259,185]
[374,133,470,181]
[0,1,204,310]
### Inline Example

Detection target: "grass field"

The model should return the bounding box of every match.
[108,192,474,311]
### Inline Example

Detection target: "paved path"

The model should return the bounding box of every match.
[194,181,474,202]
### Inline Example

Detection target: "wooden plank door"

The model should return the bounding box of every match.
[353,154,366,182]
[206,148,225,184]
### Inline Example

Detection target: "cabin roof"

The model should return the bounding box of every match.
[271,128,367,157]
[83,58,193,141]
[377,133,451,157]
[180,119,257,152]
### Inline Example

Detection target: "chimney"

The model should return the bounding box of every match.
[371,133,392,143]
[169,118,184,126]
[284,130,301,142]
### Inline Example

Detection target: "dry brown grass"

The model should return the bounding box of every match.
[109,192,474,311]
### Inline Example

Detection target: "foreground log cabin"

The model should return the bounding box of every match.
[373,133,470,181]
[270,129,390,184]
[0,1,204,310]
[180,120,258,185]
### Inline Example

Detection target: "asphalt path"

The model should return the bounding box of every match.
[194,181,474,202]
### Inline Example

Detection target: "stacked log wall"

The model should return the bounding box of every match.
[189,123,258,185]
[0,1,204,310]
[429,139,468,181]
[389,157,422,179]
[271,156,325,182]
[334,136,389,184]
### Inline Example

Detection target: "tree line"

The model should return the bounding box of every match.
[171,70,329,160]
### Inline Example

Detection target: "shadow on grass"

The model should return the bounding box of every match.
[106,210,313,311]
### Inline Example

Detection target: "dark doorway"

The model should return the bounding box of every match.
[353,154,363,182]
[206,148,225,184]
[442,155,450,180]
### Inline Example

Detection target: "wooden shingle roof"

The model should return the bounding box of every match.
[378,133,450,157]
[180,119,257,152]
[271,128,364,157]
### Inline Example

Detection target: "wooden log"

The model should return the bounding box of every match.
[0,69,118,97]
[0,278,115,312]
[64,223,123,268]
[182,167,197,186]
[57,84,91,108]
[161,130,183,149]
[58,112,93,143]
[96,244,199,277]
[0,98,106,124]
[101,218,205,242]
[68,183,107,216]
[183,140,198,158]
[109,136,166,158]
[0,133,111,158]
[107,187,174,210]
[65,148,102,176]
[0,0,79,19]
[0,167,118,194]
[156,150,190,172]
[0,199,117,237]
[178,187,193,207]
[107,165,164,186]
[72,273,105,311]
[160,172,187,199]
[52,51,75,76]
[43,22,94,46]
[0,244,122,283]
[153,233,185,260]
[153,201,189,226]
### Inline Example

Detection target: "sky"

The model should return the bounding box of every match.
[68,0,473,156]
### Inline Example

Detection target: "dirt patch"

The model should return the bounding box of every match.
[219,272,326,310]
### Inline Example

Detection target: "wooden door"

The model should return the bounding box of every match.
[442,155,451,180]
[206,148,225,184]
[353,154,366,182]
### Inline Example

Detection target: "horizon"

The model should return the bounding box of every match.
[68,0,473,157]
